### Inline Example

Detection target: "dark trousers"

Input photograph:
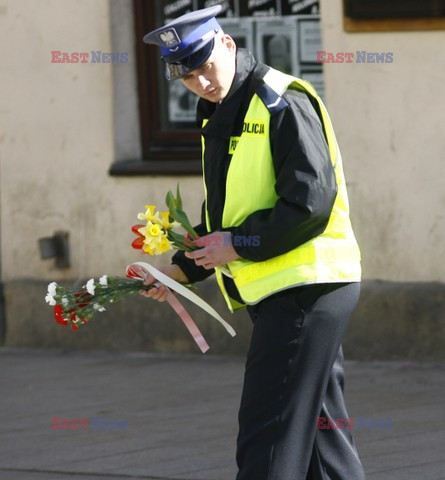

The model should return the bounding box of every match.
[236,282,365,480]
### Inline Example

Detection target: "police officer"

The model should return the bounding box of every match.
[142,6,366,480]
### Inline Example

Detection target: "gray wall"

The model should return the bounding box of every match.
[5,279,445,361]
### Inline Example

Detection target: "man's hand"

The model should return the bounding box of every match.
[139,264,188,302]
[185,231,240,269]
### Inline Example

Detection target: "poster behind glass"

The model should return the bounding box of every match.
[154,0,323,127]
[219,17,254,52]
[255,17,298,76]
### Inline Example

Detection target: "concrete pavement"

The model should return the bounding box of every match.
[0,348,444,480]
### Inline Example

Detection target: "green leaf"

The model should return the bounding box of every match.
[176,183,183,211]
[165,184,198,239]
[165,190,175,211]
[167,230,197,251]
[166,194,195,235]
[169,209,197,237]
[167,229,186,243]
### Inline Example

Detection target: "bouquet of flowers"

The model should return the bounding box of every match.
[45,186,195,330]
[45,274,149,330]
[131,184,199,255]
[45,186,235,351]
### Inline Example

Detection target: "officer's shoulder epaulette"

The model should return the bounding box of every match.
[255,82,288,116]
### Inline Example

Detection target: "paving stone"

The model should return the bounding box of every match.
[0,348,444,480]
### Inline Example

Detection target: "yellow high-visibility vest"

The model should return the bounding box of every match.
[201,68,361,312]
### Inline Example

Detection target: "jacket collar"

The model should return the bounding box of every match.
[223,48,257,103]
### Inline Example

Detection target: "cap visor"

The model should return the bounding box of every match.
[165,38,214,81]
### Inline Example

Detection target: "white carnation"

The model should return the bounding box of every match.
[47,282,57,297]
[45,294,56,306]
[86,278,96,295]
[99,275,108,286]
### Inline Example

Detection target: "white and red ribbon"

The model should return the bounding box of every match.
[126,262,236,353]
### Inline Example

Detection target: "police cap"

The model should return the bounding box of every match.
[143,6,222,81]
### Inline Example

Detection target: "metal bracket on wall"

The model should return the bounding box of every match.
[38,231,70,269]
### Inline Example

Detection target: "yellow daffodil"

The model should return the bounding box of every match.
[142,242,155,255]
[141,230,171,255]
[148,223,162,237]
[143,235,160,250]
[131,186,199,256]
[137,225,148,238]
[137,222,162,239]
[137,205,160,223]
[156,235,172,254]
[158,211,180,230]
[137,223,161,254]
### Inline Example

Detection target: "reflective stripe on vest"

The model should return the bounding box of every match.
[202,68,361,312]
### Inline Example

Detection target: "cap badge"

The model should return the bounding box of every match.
[158,28,181,49]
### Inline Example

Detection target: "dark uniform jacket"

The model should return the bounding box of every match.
[171,48,337,304]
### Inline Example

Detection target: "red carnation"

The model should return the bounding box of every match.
[54,305,68,326]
